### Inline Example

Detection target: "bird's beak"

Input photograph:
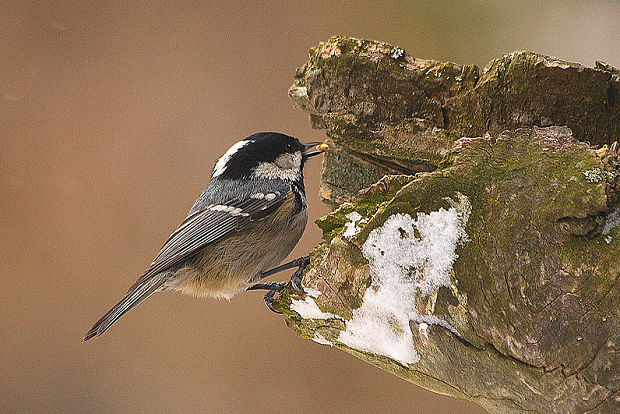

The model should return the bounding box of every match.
[303,142,329,159]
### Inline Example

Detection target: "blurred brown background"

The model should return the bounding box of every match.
[1,1,618,413]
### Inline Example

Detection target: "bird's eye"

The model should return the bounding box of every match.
[286,143,293,150]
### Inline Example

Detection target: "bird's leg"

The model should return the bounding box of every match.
[258,256,310,293]
[258,255,310,282]
[247,255,311,313]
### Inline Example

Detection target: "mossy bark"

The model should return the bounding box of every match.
[277,37,619,414]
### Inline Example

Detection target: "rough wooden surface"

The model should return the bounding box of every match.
[276,37,619,413]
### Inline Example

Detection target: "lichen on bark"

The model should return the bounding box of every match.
[277,37,619,414]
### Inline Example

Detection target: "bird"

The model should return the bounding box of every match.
[84,132,327,341]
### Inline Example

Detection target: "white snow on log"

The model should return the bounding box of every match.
[291,296,338,320]
[343,211,366,238]
[338,194,471,365]
[304,287,323,298]
[312,333,334,346]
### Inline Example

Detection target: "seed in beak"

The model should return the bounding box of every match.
[303,142,329,159]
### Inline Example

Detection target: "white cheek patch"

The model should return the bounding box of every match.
[212,140,250,178]
[252,152,302,181]
[275,152,302,170]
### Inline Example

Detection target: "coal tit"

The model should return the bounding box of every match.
[84,132,327,340]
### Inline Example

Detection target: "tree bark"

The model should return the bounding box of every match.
[274,37,619,414]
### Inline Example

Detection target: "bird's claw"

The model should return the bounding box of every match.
[247,281,286,313]
[263,285,285,313]
[249,255,311,313]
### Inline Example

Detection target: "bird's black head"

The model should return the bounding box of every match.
[211,132,324,182]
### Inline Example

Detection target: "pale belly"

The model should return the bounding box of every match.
[169,208,307,299]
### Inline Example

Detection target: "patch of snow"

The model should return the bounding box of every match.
[304,287,323,298]
[312,333,333,346]
[413,313,462,338]
[418,323,429,340]
[337,194,470,365]
[291,296,337,320]
[343,211,366,238]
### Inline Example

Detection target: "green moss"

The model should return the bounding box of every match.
[448,52,619,145]
[438,151,459,169]
[304,126,615,383]
[316,175,416,243]
[315,204,355,240]
[285,38,620,412]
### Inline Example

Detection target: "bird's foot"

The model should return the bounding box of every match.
[247,281,286,313]
[250,255,311,313]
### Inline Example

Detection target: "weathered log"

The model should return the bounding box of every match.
[275,37,619,413]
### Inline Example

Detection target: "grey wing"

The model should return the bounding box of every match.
[130,183,291,289]
[83,181,292,340]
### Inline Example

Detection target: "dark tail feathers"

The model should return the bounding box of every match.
[83,276,165,341]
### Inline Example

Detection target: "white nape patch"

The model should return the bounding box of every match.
[290,296,338,320]
[313,333,333,346]
[602,207,620,235]
[252,152,302,181]
[208,204,249,217]
[212,140,250,178]
[343,211,367,238]
[337,194,471,365]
